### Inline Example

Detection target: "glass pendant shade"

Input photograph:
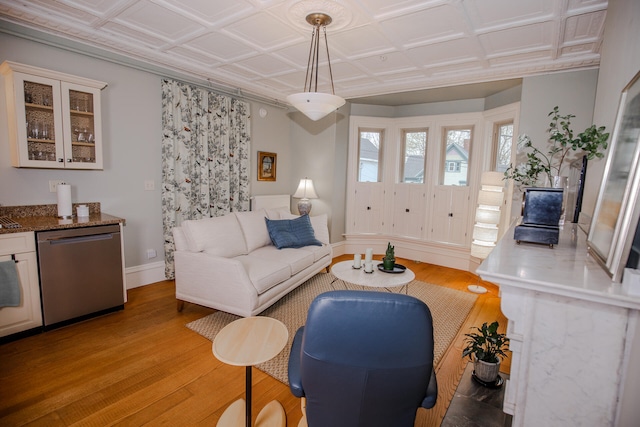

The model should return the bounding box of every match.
[287,92,345,121]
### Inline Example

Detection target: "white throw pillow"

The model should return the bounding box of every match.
[266,206,293,219]
[235,210,272,252]
[280,211,299,219]
[310,214,330,245]
[182,214,247,257]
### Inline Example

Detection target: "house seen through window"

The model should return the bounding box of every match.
[442,127,473,186]
[358,128,384,182]
[401,129,427,183]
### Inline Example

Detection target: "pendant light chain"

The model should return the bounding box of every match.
[323,25,336,95]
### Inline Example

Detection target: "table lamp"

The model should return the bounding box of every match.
[293,177,318,215]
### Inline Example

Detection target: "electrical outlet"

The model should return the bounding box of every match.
[144,180,155,191]
[146,249,157,259]
[49,180,65,193]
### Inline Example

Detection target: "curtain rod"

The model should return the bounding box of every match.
[0,21,288,109]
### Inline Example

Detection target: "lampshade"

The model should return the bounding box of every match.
[287,92,346,122]
[478,189,504,207]
[287,13,345,121]
[470,241,496,259]
[475,207,501,224]
[293,178,318,199]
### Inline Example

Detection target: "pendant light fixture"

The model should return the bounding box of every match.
[287,13,345,121]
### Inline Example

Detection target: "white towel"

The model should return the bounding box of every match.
[0,260,20,307]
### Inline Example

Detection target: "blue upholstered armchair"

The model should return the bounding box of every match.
[288,290,438,427]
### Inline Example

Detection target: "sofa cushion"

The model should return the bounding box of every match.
[310,214,330,245]
[235,209,272,252]
[251,246,315,275]
[265,215,322,249]
[299,244,332,262]
[182,214,247,257]
[236,255,291,294]
[266,206,291,219]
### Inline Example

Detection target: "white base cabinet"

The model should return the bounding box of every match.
[0,232,42,338]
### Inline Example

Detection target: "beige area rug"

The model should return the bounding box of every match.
[186,272,477,385]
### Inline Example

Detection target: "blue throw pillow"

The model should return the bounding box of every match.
[265,215,323,249]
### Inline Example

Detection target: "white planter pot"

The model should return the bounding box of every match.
[474,358,501,383]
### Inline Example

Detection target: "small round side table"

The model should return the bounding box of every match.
[213,316,288,427]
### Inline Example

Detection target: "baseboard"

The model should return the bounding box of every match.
[125,261,166,289]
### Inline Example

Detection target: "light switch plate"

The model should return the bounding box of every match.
[144,180,155,191]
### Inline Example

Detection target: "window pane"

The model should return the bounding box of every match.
[359,129,383,182]
[401,129,427,183]
[442,127,472,185]
[495,123,513,173]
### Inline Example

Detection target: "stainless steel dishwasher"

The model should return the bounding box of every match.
[36,224,125,327]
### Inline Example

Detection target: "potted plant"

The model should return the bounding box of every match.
[382,242,395,270]
[504,106,609,187]
[462,321,509,385]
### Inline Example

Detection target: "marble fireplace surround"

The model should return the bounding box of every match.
[477,224,640,427]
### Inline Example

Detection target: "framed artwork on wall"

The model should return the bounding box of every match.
[257,151,277,181]
[587,70,640,282]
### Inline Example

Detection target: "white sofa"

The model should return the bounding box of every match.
[172,208,332,317]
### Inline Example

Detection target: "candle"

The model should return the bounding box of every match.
[365,248,373,263]
[364,261,374,273]
[353,253,362,269]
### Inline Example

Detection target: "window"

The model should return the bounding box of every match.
[493,122,513,173]
[400,128,427,183]
[442,126,473,186]
[358,128,384,182]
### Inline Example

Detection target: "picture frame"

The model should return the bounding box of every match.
[587,70,640,282]
[257,151,277,181]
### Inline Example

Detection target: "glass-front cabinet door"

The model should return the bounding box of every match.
[62,83,103,169]
[0,61,106,170]
[15,73,64,168]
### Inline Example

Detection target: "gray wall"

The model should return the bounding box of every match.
[519,69,599,178]
[0,32,292,270]
[288,104,350,243]
[587,0,640,217]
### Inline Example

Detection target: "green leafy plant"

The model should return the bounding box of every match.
[462,321,509,364]
[504,106,609,186]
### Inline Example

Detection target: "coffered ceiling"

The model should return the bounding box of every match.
[0,0,607,105]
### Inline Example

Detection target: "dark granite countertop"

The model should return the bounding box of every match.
[0,203,125,234]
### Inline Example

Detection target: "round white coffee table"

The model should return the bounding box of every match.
[330,260,415,293]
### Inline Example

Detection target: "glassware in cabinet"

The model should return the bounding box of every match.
[0,61,106,169]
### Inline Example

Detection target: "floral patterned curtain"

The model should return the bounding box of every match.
[161,79,251,279]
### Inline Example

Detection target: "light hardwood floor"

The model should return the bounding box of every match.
[0,255,508,426]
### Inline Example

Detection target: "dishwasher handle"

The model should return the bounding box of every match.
[46,233,117,245]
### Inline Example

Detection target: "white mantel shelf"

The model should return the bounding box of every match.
[477,223,640,427]
[478,224,640,310]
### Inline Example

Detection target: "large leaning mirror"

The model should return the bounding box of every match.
[588,70,640,282]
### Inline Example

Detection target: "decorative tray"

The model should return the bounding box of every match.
[377,263,406,274]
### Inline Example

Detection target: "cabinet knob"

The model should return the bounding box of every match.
[58,158,64,163]
[67,158,73,163]
[405,208,410,213]
[448,213,453,217]
[367,206,371,210]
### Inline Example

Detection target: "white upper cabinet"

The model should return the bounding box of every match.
[0,61,106,169]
